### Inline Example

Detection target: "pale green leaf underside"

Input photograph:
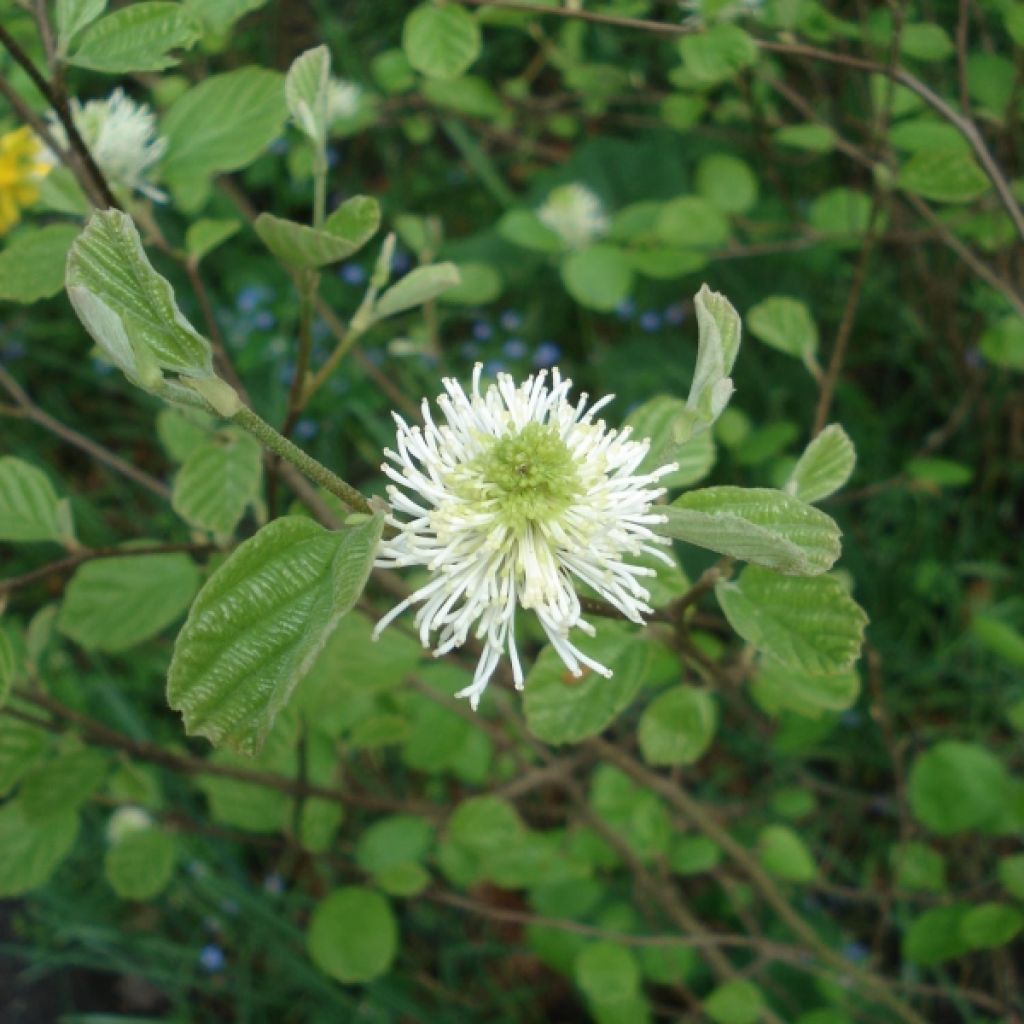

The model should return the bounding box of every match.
[375,262,461,317]
[786,424,856,503]
[167,515,384,754]
[716,566,867,675]
[660,486,841,575]
[285,44,331,145]
[105,827,178,900]
[0,457,72,544]
[254,195,380,269]
[58,552,200,653]
[172,431,262,535]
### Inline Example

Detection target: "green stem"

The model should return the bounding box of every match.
[233,405,372,515]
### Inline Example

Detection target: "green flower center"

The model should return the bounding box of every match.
[471,422,581,531]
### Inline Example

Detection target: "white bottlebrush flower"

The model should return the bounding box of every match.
[374,365,678,709]
[45,88,167,201]
[326,78,363,123]
[537,183,609,250]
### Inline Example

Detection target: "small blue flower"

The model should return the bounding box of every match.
[471,321,493,342]
[391,250,412,275]
[639,310,662,333]
[252,310,275,331]
[840,710,862,729]
[294,418,319,441]
[533,341,561,368]
[615,298,635,320]
[0,339,26,362]
[91,358,113,377]
[237,285,269,313]
[278,361,296,385]
[199,945,226,973]
[482,360,505,377]
[502,338,528,359]
[460,341,480,361]
[499,310,523,331]
[364,348,384,366]
[340,263,367,286]
[326,147,340,168]
[664,303,686,325]
[268,137,288,156]
[842,942,869,964]
[262,873,286,895]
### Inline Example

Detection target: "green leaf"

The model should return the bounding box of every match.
[185,218,241,265]
[906,456,972,487]
[679,24,758,85]
[423,75,503,119]
[900,22,954,61]
[355,814,434,874]
[0,716,48,797]
[66,211,215,400]
[589,765,670,862]
[716,567,867,675]
[0,629,15,711]
[167,515,383,754]
[889,841,946,892]
[971,615,1024,667]
[157,408,216,462]
[669,834,721,875]
[0,457,74,544]
[575,942,640,1004]
[105,826,178,900]
[903,905,972,965]
[625,395,717,488]
[758,824,817,882]
[438,261,503,304]
[960,903,1023,949]
[161,68,287,187]
[184,0,269,33]
[523,624,653,744]
[773,123,836,153]
[374,262,461,317]
[704,979,765,1024]
[626,246,707,280]
[638,686,717,766]
[172,430,262,536]
[908,740,1010,835]
[498,209,563,253]
[254,196,381,269]
[286,45,331,146]
[20,749,108,821]
[747,296,819,364]
[661,487,842,576]
[898,149,991,203]
[751,660,860,717]
[0,224,81,304]
[785,425,856,503]
[67,2,201,72]
[58,552,199,653]
[0,800,79,897]
[403,3,481,81]
[656,196,731,248]
[980,315,1024,371]
[307,887,398,983]
[695,154,758,215]
[560,244,632,312]
[56,0,107,51]
[997,853,1024,900]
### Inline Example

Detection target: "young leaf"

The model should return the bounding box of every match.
[785,425,856,503]
[20,749,109,822]
[715,567,867,675]
[747,296,819,362]
[254,196,380,269]
[638,686,717,766]
[403,3,481,81]
[758,824,817,882]
[307,886,398,983]
[0,224,81,304]
[285,45,331,147]
[374,263,461,317]
[172,430,262,536]
[185,218,242,266]
[908,740,1009,835]
[524,624,652,744]
[625,395,717,488]
[66,210,214,399]
[67,2,201,72]
[0,800,79,897]
[561,244,633,312]
[498,209,562,252]
[0,457,74,545]
[183,0,270,33]
[58,552,200,653]
[679,24,758,85]
[660,486,841,575]
[160,68,287,187]
[167,514,383,754]
[574,942,640,1004]
[704,980,764,1024]
[656,196,731,248]
[105,827,178,901]
[898,149,991,203]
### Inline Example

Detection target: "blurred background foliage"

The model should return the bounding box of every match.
[1,0,1023,1021]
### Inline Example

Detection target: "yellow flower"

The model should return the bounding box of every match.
[0,126,52,236]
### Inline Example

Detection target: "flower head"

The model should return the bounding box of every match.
[0,126,52,235]
[537,183,608,250]
[46,88,167,201]
[374,365,677,708]
[327,78,363,123]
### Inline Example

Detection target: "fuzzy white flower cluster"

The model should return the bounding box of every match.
[46,88,167,201]
[537,183,609,250]
[374,365,677,708]
[327,79,363,123]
